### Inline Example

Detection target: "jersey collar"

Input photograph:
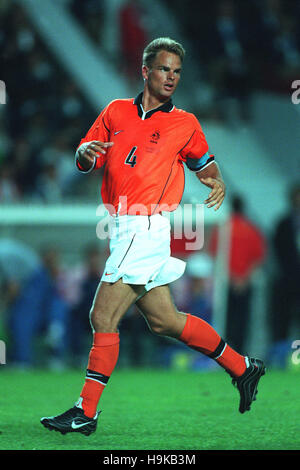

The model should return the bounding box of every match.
[134,92,174,119]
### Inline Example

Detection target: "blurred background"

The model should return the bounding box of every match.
[0,0,299,372]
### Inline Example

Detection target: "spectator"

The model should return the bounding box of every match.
[8,136,37,197]
[269,183,300,366]
[208,194,266,353]
[35,163,63,203]
[25,111,50,150]
[119,0,149,82]
[39,132,78,194]
[200,0,254,122]
[59,80,88,126]
[257,0,283,58]
[70,0,104,46]
[273,15,300,83]
[0,163,20,203]
[254,0,300,91]
[0,239,40,309]
[68,244,104,366]
[7,246,70,368]
[184,253,214,324]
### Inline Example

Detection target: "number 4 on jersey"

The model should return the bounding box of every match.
[125,146,138,168]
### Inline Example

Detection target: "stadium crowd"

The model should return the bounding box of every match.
[0,238,215,369]
[1,0,300,202]
[0,2,97,203]
[1,185,299,370]
[164,0,300,92]
[0,0,299,369]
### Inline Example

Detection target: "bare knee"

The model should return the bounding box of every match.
[89,280,141,333]
[90,306,117,333]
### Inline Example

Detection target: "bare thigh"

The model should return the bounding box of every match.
[90,279,145,333]
[136,285,187,338]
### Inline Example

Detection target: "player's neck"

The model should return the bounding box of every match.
[142,89,170,112]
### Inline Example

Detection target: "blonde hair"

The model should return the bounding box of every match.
[142,37,185,68]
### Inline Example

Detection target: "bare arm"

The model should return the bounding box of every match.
[196,161,226,211]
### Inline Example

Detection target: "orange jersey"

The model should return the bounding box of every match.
[76,93,211,215]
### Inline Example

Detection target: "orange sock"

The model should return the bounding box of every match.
[79,332,120,418]
[179,313,246,377]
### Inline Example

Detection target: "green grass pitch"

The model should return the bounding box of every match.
[0,367,299,451]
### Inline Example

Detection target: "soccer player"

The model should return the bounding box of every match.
[41,38,265,436]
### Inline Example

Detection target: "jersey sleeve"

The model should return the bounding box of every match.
[75,104,112,172]
[180,116,214,172]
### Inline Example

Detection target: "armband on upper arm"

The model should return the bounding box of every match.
[186,152,215,172]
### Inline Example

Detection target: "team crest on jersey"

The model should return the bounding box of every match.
[150,130,160,144]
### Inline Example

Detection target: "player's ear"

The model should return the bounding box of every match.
[142,65,149,81]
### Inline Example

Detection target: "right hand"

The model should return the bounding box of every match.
[80,140,114,165]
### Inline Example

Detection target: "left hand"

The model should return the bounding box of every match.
[200,177,226,211]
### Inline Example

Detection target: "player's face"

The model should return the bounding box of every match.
[143,50,182,101]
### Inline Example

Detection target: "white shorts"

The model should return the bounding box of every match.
[100,214,186,291]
